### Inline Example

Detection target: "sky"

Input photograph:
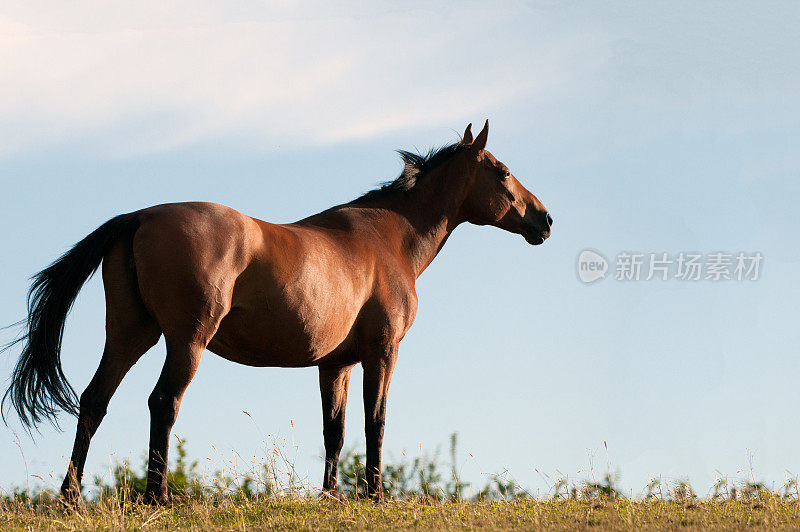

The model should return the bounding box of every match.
[1,1,799,498]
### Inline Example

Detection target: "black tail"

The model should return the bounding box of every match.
[2,213,140,429]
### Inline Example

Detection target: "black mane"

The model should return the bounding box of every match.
[350,142,465,204]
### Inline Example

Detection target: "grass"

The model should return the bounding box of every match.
[3,435,799,530]
[3,498,800,531]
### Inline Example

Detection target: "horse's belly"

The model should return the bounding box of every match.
[206,227,373,367]
[207,283,364,367]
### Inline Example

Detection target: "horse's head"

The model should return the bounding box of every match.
[458,121,552,245]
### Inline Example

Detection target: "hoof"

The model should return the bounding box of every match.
[367,490,385,503]
[321,488,347,502]
[59,485,81,510]
[143,491,169,506]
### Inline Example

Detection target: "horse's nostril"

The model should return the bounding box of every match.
[546,213,553,227]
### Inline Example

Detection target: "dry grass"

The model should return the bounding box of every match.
[2,497,800,531]
[4,436,797,529]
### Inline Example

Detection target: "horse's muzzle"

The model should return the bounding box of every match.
[522,211,552,245]
[522,226,550,245]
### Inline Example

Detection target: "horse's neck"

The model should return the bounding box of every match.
[364,168,468,278]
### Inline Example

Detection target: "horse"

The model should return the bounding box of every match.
[3,121,552,503]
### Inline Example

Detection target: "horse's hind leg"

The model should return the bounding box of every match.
[140,292,228,503]
[61,335,158,503]
[140,291,230,504]
[60,241,161,505]
[141,288,230,504]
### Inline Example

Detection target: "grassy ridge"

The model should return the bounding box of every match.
[4,436,798,529]
[3,498,800,531]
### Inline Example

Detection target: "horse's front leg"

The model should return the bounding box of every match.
[361,344,398,501]
[319,364,355,497]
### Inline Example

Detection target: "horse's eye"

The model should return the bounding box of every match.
[500,169,510,180]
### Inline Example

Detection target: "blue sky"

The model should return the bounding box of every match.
[1,1,799,497]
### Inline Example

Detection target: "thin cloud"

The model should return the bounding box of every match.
[0,4,605,157]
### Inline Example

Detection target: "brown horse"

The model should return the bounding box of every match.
[3,121,551,503]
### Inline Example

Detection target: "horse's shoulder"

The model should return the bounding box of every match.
[362,267,417,339]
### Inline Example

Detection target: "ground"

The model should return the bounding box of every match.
[3,498,800,531]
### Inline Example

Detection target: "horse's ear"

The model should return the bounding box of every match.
[472,120,489,152]
[462,123,473,145]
